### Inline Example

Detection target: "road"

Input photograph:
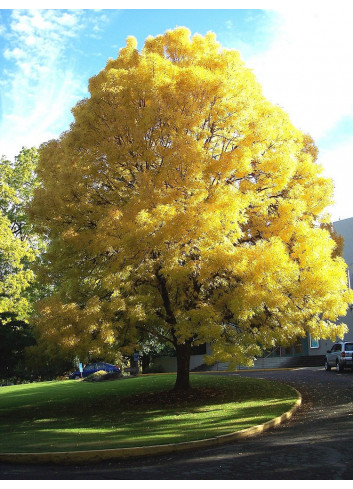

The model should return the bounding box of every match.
[1,367,353,480]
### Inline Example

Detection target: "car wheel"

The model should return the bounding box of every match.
[324,359,331,371]
[74,375,80,380]
[336,361,343,373]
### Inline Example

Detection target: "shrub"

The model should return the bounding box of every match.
[143,364,165,374]
[84,370,123,382]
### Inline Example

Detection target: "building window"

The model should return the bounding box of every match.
[310,336,319,349]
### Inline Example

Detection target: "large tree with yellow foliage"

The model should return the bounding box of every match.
[30,28,353,390]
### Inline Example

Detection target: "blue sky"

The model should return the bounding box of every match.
[1,5,353,221]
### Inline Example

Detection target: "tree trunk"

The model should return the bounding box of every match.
[174,341,192,391]
[141,354,150,373]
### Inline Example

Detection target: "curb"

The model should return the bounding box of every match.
[191,368,297,373]
[0,388,302,465]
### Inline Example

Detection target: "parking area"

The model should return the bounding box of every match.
[1,367,353,479]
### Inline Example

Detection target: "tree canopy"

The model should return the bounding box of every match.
[30,28,353,390]
[0,312,36,382]
[0,148,39,319]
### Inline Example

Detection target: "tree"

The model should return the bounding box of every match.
[0,148,39,319]
[0,312,36,383]
[30,28,353,391]
[320,222,345,259]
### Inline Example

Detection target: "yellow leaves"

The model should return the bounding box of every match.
[129,303,147,323]
[302,133,319,162]
[307,317,348,343]
[145,27,193,64]
[135,204,176,231]
[34,293,122,360]
[228,146,253,179]
[30,27,353,363]
[206,328,262,368]
[172,305,222,344]
[94,208,122,249]
[306,177,334,215]
[226,238,298,321]
[290,223,332,266]
[61,227,79,242]
[112,35,139,69]
[144,27,224,71]
[125,35,138,51]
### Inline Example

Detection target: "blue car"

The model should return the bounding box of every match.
[69,362,121,379]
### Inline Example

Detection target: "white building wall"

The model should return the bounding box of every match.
[332,217,353,339]
[153,219,353,368]
[153,344,212,373]
[306,218,353,357]
[307,218,353,355]
[333,217,353,290]
[153,354,204,373]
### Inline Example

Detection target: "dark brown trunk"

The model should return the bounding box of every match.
[141,354,150,373]
[174,341,192,391]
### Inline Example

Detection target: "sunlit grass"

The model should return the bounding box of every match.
[0,374,297,453]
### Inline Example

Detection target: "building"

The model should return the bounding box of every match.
[154,217,353,372]
[304,218,353,357]
[330,217,353,341]
[262,218,353,364]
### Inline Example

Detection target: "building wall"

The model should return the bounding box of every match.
[153,344,212,372]
[152,218,353,370]
[332,218,353,340]
[153,354,203,373]
[333,217,353,289]
[308,217,353,355]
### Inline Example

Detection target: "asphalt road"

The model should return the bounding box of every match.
[1,367,353,480]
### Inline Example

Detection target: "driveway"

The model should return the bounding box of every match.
[1,367,353,479]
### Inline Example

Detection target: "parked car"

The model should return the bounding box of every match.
[325,341,353,372]
[69,362,121,379]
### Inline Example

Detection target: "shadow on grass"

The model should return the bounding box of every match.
[0,400,295,452]
[0,375,297,453]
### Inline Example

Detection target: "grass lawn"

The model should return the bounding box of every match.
[0,374,298,453]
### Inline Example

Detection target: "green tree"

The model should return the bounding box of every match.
[0,312,36,383]
[1,147,38,239]
[0,148,40,318]
[30,28,353,391]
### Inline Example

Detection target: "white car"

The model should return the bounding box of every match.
[325,341,353,373]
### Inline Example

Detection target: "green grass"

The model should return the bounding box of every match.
[0,374,297,453]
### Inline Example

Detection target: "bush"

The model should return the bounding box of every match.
[83,370,107,382]
[143,364,165,374]
[103,371,123,381]
[84,370,123,382]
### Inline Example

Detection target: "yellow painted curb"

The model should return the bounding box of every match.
[190,368,297,374]
[0,388,302,465]
[143,368,299,376]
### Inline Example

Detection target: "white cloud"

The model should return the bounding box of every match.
[57,12,79,27]
[0,9,87,159]
[320,142,353,222]
[4,47,24,60]
[244,7,353,221]
[247,8,353,140]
